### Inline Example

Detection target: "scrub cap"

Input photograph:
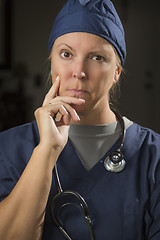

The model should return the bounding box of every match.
[48,0,126,66]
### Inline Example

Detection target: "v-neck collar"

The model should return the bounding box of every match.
[57,123,143,181]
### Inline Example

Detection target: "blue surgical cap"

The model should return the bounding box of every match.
[48,0,126,66]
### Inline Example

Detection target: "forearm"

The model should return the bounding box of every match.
[0,75,84,240]
[0,144,59,240]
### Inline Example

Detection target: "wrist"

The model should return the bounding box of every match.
[34,143,62,169]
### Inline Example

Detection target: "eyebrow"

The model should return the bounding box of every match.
[55,42,112,57]
[56,43,73,50]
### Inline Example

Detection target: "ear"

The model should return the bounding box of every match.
[114,66,122,82]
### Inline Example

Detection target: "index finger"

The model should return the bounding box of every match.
[43,76,60,106]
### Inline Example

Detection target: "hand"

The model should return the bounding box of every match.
[35,76,85,152]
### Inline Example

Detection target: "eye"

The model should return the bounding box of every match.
[93,55,105,62]
[60,51,72,59]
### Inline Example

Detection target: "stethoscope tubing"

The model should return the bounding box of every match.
[50,110,126,239]
[51,165,95,240]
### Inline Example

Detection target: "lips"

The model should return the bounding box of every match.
[67,89,88,96]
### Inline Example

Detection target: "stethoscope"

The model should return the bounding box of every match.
[104,109,126,173]
[50,110,126,239]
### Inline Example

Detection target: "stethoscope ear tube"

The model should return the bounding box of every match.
[50,195,72,240]
[51,167,95,240]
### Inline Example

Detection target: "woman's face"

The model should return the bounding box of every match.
[51,32,121,115]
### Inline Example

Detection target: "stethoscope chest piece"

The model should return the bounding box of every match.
[104,150,126,173]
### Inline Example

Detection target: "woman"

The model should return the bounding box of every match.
[0,0,160,239]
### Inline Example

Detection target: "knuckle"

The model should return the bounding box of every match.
[45,92,50,100]
[34,107,44,117]
[34,108,40,117]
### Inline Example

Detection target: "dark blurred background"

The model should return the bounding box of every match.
[0,0,160,133]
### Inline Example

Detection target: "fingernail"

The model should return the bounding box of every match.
[79,99,85,102]
[56,76,59,81]
[75,111,80,121]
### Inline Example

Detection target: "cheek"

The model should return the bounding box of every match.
[51,63,71,96]
[93,67,114,88]
[51,59,71,85]
[94,73,115,98]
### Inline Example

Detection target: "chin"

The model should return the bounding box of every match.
[71,104,86,115]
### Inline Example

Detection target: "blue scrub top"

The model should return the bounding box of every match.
[0,121,160,240]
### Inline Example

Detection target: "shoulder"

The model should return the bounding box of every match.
[125,122,160,158]
[0,121,40,166]
[0,120,39,145]
[0,121,39,201]
[125,123,160,184]
[126,122,160,147]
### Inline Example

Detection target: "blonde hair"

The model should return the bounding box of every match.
[109,48,123,110]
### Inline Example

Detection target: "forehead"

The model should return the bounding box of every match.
[53,32,114,52]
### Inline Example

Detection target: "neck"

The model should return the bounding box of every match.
[71,103,117,125]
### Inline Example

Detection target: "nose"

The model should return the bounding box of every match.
[72,59,87,80]
[73,71,87,80]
